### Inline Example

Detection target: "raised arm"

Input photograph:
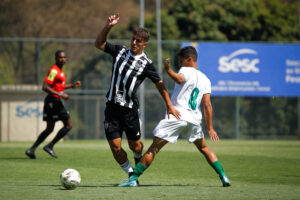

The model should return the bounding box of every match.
[164,58,185,84]
[202,93,219,142]
[94,13,120,51]
[155,80,181,119]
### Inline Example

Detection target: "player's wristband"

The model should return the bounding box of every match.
[58,92,63,97]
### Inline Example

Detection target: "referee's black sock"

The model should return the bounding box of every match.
[49,127,70,148]
[31,130,51,150]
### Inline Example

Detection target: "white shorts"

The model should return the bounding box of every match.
[153,118,204,144]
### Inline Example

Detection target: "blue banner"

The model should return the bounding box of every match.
[182,42,300,97]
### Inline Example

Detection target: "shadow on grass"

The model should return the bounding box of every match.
[134,184,220,188]
[0,157,57,160]
[0,157,29,160]
[38,184,220,189]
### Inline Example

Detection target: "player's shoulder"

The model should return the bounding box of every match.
[105,41,126,52]
[181,67,210,81]
[198,70,210,82]
[141,53,153,64]
[179,66,198,75]
[197,70,211,86]
[49,65,60,71]
[197,69,208,78]
[116,44,127,52]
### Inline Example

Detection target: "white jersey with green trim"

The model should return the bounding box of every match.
[168,66,211,126]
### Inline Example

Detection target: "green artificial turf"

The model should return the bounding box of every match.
[0,140,299,200]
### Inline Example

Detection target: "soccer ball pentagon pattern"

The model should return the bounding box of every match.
[60,168,81,190]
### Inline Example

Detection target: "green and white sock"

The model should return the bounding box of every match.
[120,160,134,174]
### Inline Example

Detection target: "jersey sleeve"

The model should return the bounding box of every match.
[203,77,212,94]
[178,67,188,83]
[104,42,124,57]
[45,68,58,85]
[144,62,161,83]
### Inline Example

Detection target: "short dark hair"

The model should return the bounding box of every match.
[177,46,198,61]
[55,50,65,59]
[133,28,150,42]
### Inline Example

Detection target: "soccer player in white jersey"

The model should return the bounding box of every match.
[119,46,231,187]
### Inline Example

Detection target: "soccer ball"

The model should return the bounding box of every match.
[60,168,81,190]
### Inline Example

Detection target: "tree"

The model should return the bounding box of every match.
[0,0,141,85]
[145,0,299,41]
[144,0,299,138]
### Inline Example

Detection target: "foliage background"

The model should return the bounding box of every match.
[0,0,299,139]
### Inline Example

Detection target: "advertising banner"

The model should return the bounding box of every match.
[182,42,300,97]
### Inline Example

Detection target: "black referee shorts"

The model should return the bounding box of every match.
[104,101,141,141]
[43,95,70,122]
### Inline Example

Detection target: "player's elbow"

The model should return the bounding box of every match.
[42,84,48,92]
[155,80,167,92]
[175,77,185,84]
[94,41,101,50]
[172,74,185,84]
[94,40,105,51]
[203,102,212,112]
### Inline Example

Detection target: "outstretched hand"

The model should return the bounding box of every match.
[72,81,81,88]
[107,13,119,27]
[208,129,219,142]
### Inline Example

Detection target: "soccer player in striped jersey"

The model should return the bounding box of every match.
[118,46,231,187]
[25,50,81,159]
[95,14,180,178]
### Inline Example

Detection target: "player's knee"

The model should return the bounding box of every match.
[66,124,72,130]
[199,148,205,154]
[129,144,142,153]
[200,147,215,158]
[148,145,159,155]
[128,141,143,153]
[111,146,122,154]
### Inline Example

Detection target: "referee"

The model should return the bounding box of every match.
[95,14,180,177]
[25,50,81,159]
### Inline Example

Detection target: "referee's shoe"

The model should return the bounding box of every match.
[25,149,36,159]
[43,145,58,158]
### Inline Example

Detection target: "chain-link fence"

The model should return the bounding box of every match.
[0,38,299,140]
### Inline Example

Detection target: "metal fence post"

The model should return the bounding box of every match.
[298,97,300,139]
[235,96,240,139]
[36,41,41,137]
[139,0,145,139]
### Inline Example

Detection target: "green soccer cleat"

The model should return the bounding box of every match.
[118,180,138,187]
[220,175,231,187]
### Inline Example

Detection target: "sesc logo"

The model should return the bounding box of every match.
[16,100,43,118]
[218,48,260,73]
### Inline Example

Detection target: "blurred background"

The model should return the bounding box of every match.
[0,0,299,141]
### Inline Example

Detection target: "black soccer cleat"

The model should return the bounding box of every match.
[43,145,58,158]
[25,149,36,159]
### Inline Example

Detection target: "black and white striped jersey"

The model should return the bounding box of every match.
[104,42,161,109]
